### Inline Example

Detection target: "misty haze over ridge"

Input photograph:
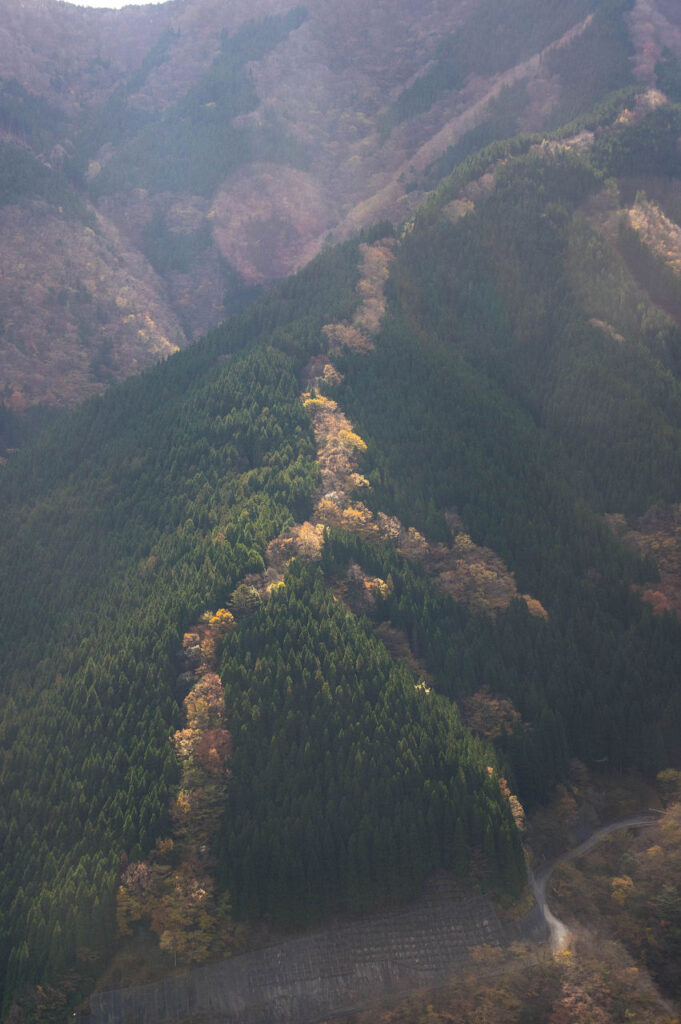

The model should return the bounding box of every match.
[3,0,680,407]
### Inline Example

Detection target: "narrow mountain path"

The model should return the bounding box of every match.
[530,814,660,951]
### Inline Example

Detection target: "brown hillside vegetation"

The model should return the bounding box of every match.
[549,800,681,1006]
[306,243,546,617]
[628,196,681,276]
[2,0,675,404]
[323,241,396,353]
[239,240,547,624]
[0,203,182,408]
[326,935,677,1024]
[629,0,681,85]
[211,165,331,284]
[327,10,596,244]
[606,506,681,616]
[0,0,174,117]
[115,609,239,968]
[304,384,538,614]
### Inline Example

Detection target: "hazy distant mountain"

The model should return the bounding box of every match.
[2,0,680,404]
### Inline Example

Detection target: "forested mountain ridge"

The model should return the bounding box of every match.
[0,231,529,1021]
[4,1,681,1020]
[2,0,681,405]
[4,79,681,1018]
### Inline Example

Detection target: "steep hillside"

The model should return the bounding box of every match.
[4,87,681,1018]
[4,0,681,404]
[549,800,681,1004]
[0,239,526,1020]
[0,143,183,408]
[4,1,681,1019]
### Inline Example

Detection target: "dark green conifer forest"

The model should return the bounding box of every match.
[3,9,681,1018]
[218,560,524,925]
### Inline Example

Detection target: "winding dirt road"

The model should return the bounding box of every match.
[530,814,660,951]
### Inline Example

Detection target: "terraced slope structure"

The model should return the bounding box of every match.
[3,0,681,404]
[87,875,547,1024]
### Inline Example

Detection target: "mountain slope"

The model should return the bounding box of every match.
[0,143,184,408]
[0,238,526,1018]
[4,2,681,1019]
[4,0,681,404]
[3,89,681,1017]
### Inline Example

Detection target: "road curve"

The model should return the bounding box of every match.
[530,814,660,952]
